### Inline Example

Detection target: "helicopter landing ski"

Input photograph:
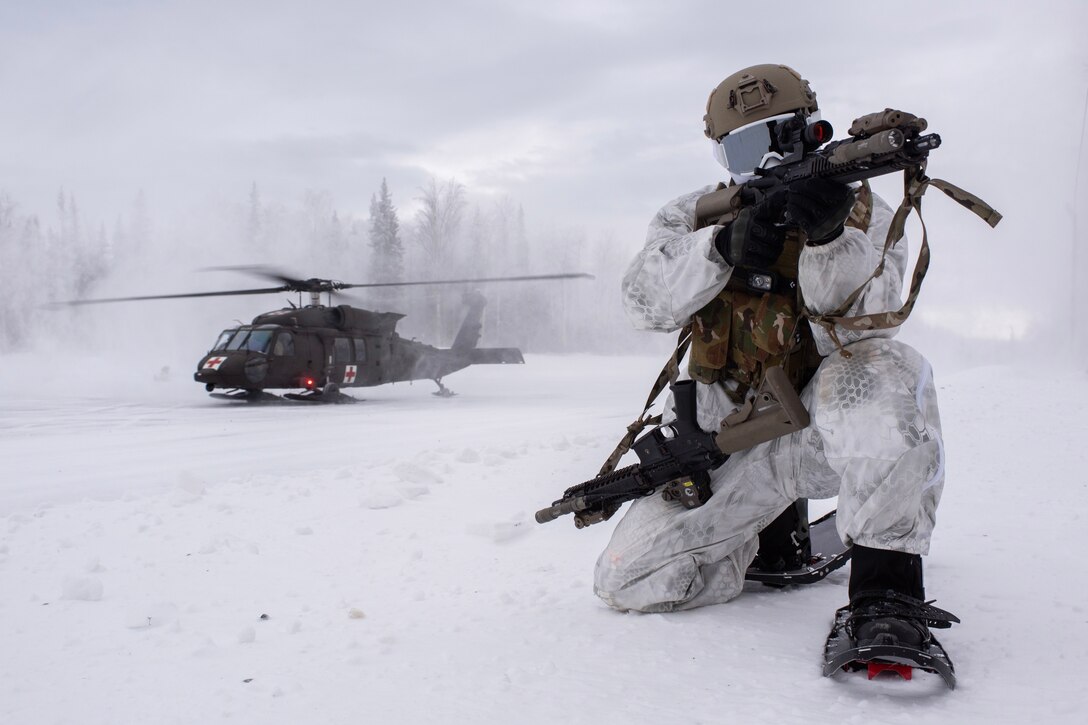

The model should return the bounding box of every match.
[283,385,360,404]
[432,379,456,397]
[208,389,286,404]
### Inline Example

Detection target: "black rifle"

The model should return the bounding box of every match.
[535,380,722,528]
[535,368,809,528]
[774,108,939,185]
[695,109,941,231]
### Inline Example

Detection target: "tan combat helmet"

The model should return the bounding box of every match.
[704,64,818,141]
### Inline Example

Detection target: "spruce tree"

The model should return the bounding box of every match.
[368,178,404,306]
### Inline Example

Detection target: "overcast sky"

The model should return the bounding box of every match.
[2,0,1087,342]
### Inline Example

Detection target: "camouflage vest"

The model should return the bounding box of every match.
[689,181,873,397]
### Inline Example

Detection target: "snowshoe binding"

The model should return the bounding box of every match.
[823,589,960,689]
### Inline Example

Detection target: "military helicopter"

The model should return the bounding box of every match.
[62,267,592,402]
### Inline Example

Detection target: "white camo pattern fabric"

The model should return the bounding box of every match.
[597,187,944,613]
[621,184,907,354]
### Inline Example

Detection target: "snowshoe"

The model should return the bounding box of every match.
[823,590,960,689]
[745,509,852,586]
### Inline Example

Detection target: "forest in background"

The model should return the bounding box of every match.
[0,178,657,358]
[0,174,1062,378]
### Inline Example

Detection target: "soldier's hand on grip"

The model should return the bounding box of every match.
[715,190,787,269]
[786,178,855,245]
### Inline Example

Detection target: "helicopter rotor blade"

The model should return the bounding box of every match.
[201,265,302,287]
[53,286,291,306]
[50,272,594,308]
[202,266,361,294]
[335,272,595,290]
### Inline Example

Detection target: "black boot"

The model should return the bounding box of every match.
[848,544,925,600]
[844,545,956,649]
[752,500,811,573]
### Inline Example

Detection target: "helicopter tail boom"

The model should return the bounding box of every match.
[468,348,525,365]
[450,291,488,352]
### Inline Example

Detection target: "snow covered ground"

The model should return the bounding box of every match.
[1,352,1085,724]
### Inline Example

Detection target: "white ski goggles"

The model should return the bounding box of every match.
[712,111,822,174]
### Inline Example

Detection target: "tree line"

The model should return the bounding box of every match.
[0,179,655,356]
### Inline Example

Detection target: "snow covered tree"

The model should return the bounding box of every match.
[413,177,466,338]
[414,177,465,275]
[0,193,25,348]
[465,205,492,277]
[368,178,404,282]
[129,190,152,260]
[327,210,346,260]
[302,189,333,254]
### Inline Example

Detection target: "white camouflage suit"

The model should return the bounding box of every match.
[594,185,945,613]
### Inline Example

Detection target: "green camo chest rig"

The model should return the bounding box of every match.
[689,181,874,399]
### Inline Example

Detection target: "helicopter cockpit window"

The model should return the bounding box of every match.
[353,338,367,362]
[225,330,250,351]
[334,337,352,364]
[212,330,234,351]
[244,329,273,354]
[273,332,294,357]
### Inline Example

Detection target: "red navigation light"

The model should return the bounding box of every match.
[304,377,316,389]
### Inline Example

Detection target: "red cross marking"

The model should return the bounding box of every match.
[204,357,225,369]
[343,366,357,384]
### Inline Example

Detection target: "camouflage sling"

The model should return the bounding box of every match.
[597,326,692,477]
[803,164,1002,355]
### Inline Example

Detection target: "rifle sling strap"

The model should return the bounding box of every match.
[803,166,1002,356]
[598,325,692,476]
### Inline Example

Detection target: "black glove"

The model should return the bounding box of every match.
[786,178,855,245]
[714,190,787,269]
